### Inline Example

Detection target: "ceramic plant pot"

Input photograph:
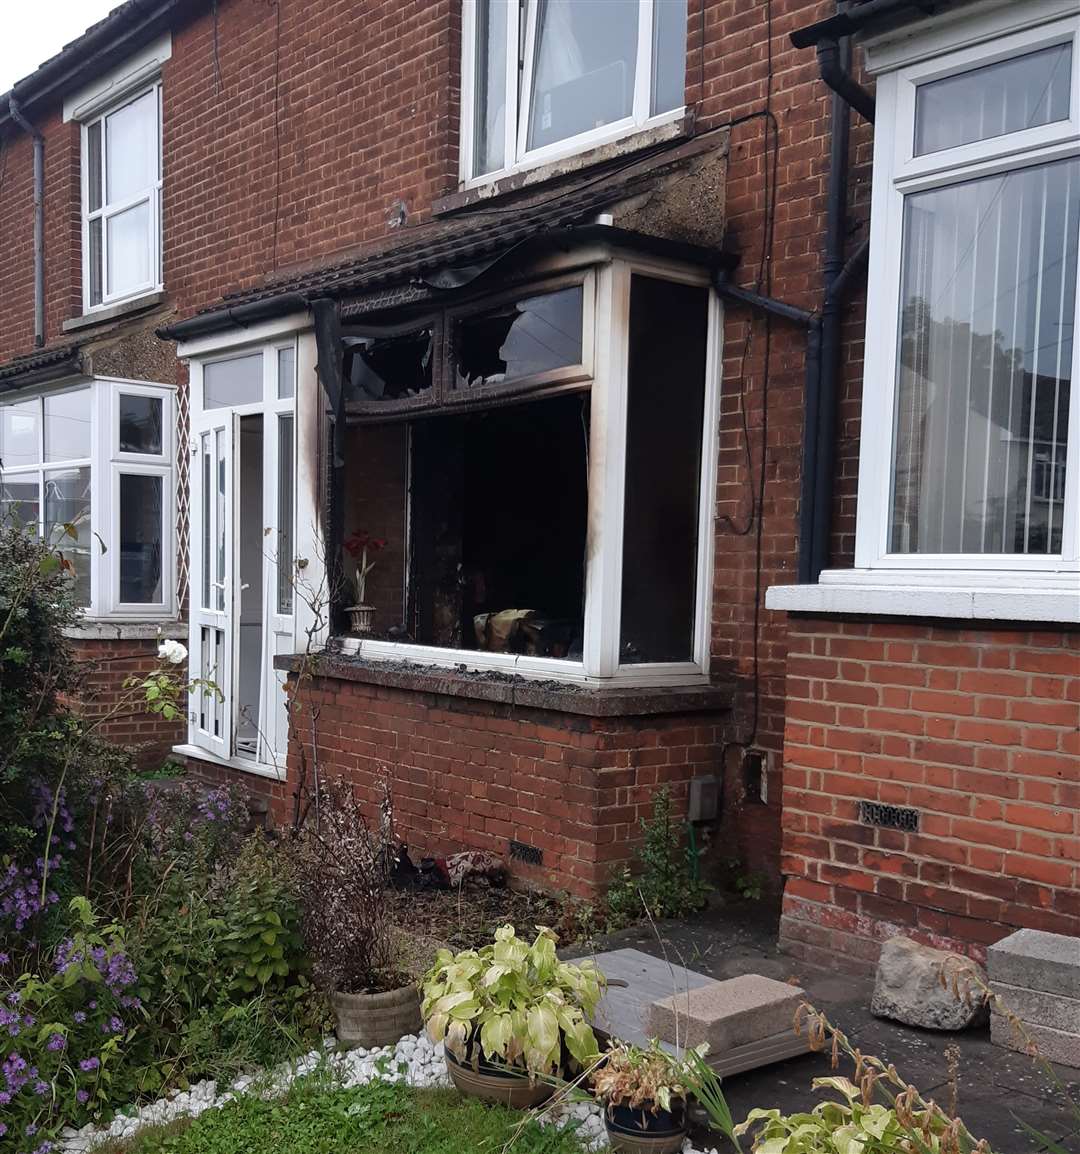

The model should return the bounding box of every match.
[330,983,421,1048]
[346,604,376,634]
[445,1048,554,1109]
[604,1098,688,1154]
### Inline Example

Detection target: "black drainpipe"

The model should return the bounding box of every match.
[796,2,874,584]
[8,96,45,348]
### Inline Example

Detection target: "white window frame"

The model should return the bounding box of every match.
[855,10,1080,582]
[460,0,686,187]
[0,378,176,619]
[80,82,164,313]
[350,254,722,687]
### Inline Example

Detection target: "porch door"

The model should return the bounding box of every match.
[188,414,238,761]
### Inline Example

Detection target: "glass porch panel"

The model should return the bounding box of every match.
[890,158,1078,555]
[473,0,508,176]
[215,428,226,610]
[915,44,1072,157]
[277,346,296,400]
[204,353,263,409]
[44,466,92,606]
[119,474,163,603]
[619,275,707,664]
[119,393,163,454]
[201,432,212,609]
[1,399,41,468]
[44,389,92,462]
[527,0,638,152]
[1,478,40,528]
[277,414,294,614]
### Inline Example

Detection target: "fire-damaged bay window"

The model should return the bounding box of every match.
[340,257,720,685]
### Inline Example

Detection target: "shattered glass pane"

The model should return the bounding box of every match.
[453,286,583,389]
[346,328,434,402]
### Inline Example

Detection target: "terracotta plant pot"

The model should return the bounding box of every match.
[346,604,375,634]
[445,1048,554,1109]
[330,983,421,1048]
[604,1099,688,1154]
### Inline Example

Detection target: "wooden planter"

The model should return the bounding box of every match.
[604,1099,688,1154]
[330,983,421,1048]
[445,1048,553,1109]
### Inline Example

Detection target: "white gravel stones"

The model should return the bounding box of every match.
[58,1030,720,1154]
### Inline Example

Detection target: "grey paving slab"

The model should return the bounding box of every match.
[648,974,805,1051]
[989,930,1080,998]
[993,981,1080,1035]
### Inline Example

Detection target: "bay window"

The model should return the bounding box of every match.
[855,12,1080,584]
[462,0,688,182]
[0,380,175,617]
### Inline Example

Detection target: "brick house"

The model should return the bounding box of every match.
[0,0,1076,971]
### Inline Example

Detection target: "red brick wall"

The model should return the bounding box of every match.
[779,618,1080,973]
[272,672,725,898]
[69,636,187,767]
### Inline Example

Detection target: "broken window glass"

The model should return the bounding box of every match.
[345,327,434,403]
[453,286,583,389]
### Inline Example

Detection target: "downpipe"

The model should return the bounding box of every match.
[7,95,45,348]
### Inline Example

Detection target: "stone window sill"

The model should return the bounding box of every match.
[64,619,185,641]
[273,653,733,718]
[63,291,167,334]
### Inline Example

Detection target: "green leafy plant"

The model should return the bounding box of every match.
[591,1039,695,1117]
[683,1046,740,1150]
[605,787,710,928]
[421,924,604,1079]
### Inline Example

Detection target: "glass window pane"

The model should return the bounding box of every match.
[45,390,91,462]
[620,276,707,664]
[277,347,295,399]
[527,0,638,152]
[204,353,263,409]
[915,44,1072,156]
[474,0,508,175]
[346,328,434,402]
[1,478,40,528]
[0,399,41,468]
[891,159,1078,556]
[119,474,163,603]
[215,428,226,611]
[105,89,157,203]
[119,394,163,454]
[453,286,584,388]
[89,217,103,307]
[652,0,687,115]
[45,466,92,607]
[277,414,294,614]
[106,200,151,296]
[201,433,211,609]
[86,120,103,213]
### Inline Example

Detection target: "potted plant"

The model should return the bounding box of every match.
[343,531,386,634]
[422,924,604,1108]
[592,1040,695,1154]
[295,778,421,1046]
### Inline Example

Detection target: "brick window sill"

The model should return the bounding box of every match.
[766,573,1080,625]
[273,653,733,718]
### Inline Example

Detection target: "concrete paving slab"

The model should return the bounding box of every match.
[992,1014,1080,1068]
[992,981,1080,1035]
[988,929,1080,998]
[648,973,805,1051]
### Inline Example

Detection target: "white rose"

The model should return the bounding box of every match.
[158,639,188,665]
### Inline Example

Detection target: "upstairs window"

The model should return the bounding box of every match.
[82,85,162,310]
[463,0,688,182]
[856,14,1080,577]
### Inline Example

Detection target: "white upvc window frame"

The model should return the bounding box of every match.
[350,253,723,687]
[80,81,164,313]
[0,378,176,619]
[854,9,1080,582]
[460,0,686,187]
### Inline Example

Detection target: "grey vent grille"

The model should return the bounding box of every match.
[509,839,543,866]
[859,801,920,833]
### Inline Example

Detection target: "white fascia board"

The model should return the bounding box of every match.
[63,33,172,123]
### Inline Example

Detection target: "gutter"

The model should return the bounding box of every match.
[156,293,311,342]
[790,0,941,49]
[7,96,45,348]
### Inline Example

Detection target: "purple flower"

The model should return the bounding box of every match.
[33,1079,49,1095]
[78,1057,99,1072]
[25,1122,37,1136]
[0,1122,6,1137]
[72,1011,86,1025]
[76,1089,89,1103]
[45,1032,65,1052]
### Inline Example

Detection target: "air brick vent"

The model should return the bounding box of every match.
[859,801,920,833]
[509,839,543,866]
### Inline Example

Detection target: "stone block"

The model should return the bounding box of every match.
[991,982,1080,1035]
[987,930,1080,998]
[871,936,989,1031]
[646,974,805,1052]
[991,1013,1080,1069]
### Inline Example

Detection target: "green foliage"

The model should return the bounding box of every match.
[604,787,710,928]
[95,1076,587,1154]
[719,858,766,903]
[421,924,604,1078]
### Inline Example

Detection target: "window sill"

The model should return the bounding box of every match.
[64,619,185,641]
[434,113,693,216]
[172,744,285,781]
[766,571,1080,624]
[274,651,733,718]
[63,291,167,334]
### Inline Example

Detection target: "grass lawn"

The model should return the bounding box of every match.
[96,1076,588,1154]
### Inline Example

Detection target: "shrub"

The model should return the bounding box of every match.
[605,787,710,927]
[421,924,603,1079]
[592,1040,694,1116]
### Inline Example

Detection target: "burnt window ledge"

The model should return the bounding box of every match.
[273,652,733,718]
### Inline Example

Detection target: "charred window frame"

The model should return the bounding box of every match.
[341,259,721,687]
